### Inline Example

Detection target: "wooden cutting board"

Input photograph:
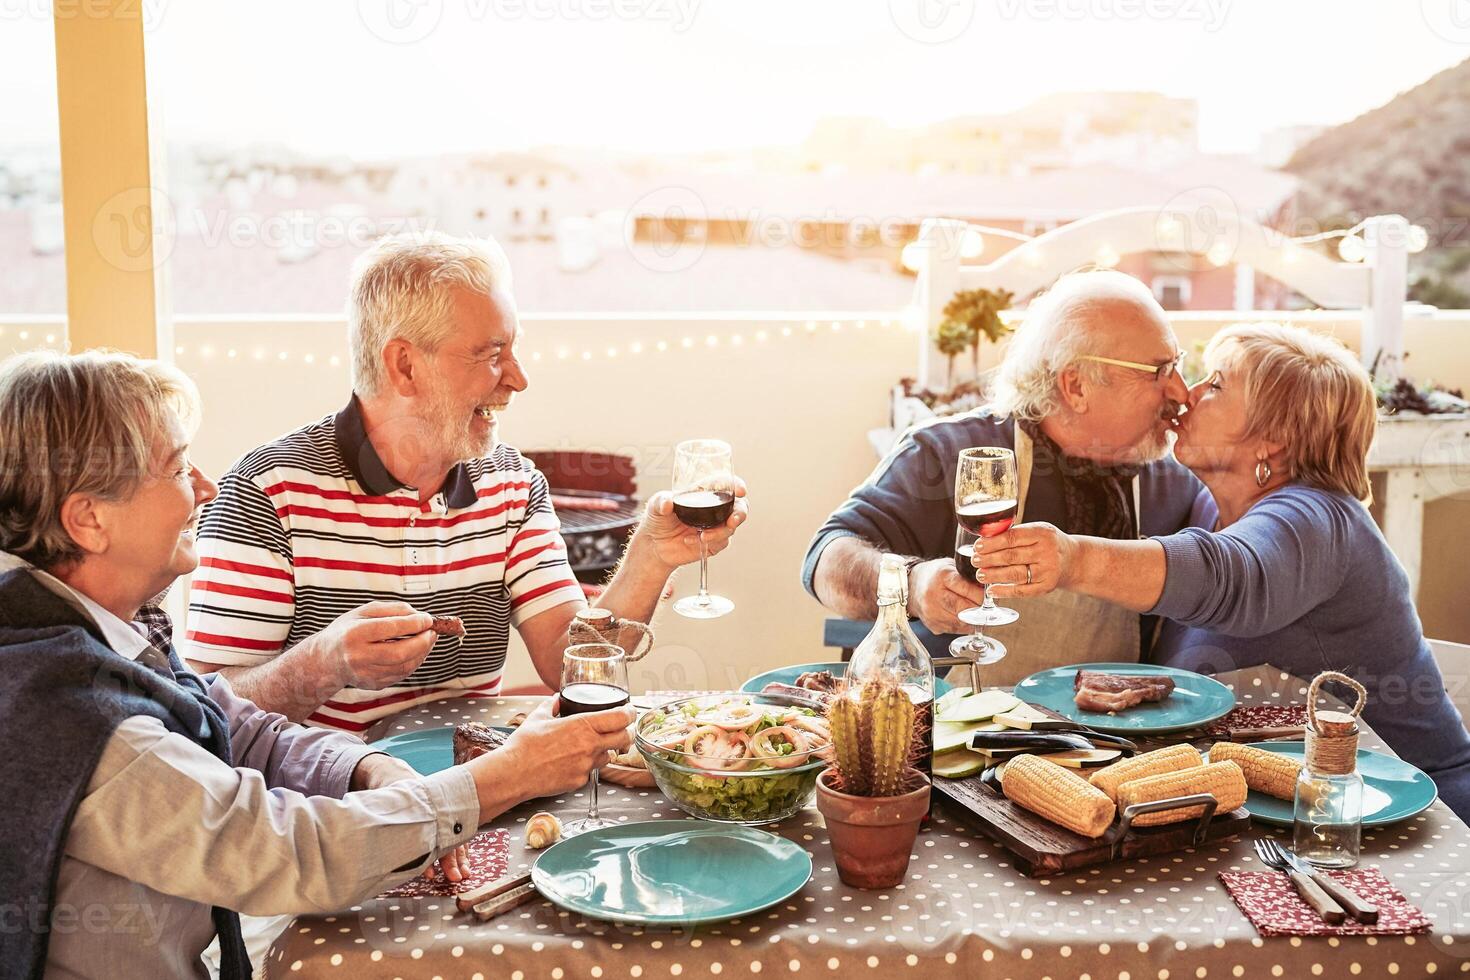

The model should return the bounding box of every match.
[933,772,1250,877]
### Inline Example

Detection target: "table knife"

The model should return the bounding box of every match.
[1280,849,1379,924]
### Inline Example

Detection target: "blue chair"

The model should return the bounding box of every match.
[822,618,956,661]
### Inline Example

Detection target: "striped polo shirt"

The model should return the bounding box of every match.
[185,397,585,732]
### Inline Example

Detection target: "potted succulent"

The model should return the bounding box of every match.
[814,678,931,889]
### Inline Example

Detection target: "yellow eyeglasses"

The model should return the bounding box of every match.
[1078,350,1187,383]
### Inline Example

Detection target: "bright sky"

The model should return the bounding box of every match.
[4,0,1468,158]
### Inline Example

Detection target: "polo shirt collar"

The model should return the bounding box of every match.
[333,396,480,509]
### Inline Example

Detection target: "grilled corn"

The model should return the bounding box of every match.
[1001,753,1116,838]
[1115,760,1248,827]
[1088,744,1203,801]
[1209,741,1302,801]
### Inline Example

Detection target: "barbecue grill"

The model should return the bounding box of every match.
[524,451,641,587]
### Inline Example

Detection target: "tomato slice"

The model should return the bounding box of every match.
[684,726,751,772]
[749,726,810,769]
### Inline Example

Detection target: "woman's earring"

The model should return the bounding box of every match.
[1254,458,1272,488]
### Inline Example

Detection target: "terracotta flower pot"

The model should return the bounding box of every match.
[814,767,931,889]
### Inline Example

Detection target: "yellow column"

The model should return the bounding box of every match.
[53,1,170,357]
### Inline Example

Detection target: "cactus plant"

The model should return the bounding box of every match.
[825,678,923,797]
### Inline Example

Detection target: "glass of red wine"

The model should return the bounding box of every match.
[954,447,1020,628]
[949,526,1010,674]
[671,439,736,619]
[559,642,630,836]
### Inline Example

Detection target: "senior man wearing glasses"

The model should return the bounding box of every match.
[802,270,1202,680]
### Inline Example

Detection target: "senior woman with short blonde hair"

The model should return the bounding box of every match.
[976,323,1470,820]
[0,350,634,978]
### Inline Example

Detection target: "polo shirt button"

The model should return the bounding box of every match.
[453,822,463,834]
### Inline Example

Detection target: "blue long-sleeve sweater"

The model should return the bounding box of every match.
[1150,484,1470,823]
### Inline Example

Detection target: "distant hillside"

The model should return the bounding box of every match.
[1287,57,1470,229]
[1287,57,1470,306]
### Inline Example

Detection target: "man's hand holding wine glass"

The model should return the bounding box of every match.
[638,479,749,569]
[904,557,990,636]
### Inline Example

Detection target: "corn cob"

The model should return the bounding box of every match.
[1088,744,1203,801]
[1208,741,1302,801]
[1115,760,1247,827]
[1001,754,1116,838]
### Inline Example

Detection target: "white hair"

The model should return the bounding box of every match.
[988,270,1166,421]
[347,231,513,398]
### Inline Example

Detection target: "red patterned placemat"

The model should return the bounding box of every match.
[376,828,511,898]
[1205,704,1308,740]
[1219,868,1433,936]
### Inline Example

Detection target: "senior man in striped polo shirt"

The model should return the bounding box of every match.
[185,232,748,730]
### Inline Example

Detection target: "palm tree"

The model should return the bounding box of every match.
[934,318,970,389]
[937,288,1015,383]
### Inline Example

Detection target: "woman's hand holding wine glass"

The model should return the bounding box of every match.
[499,694,636,801]
[558,643,632,835]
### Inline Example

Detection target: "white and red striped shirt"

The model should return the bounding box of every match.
[185,397,585,732]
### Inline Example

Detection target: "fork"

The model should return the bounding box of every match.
[1253,837,1345,924]
[1257,837,1379,923]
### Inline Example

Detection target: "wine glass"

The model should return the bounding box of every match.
[948,526,1011,681]
[671,439,736,619]
[954,447,1021,628]
[559,643,630,836]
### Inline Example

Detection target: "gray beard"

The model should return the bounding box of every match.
[427,384,494,463]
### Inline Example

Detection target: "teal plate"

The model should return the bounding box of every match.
[1013,662,1235,734]
[532,820,812,926]
[369,726,513,776]
[1205,742,1438,827]
[741,662,954,698]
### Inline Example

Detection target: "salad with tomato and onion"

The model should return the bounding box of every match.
[635,694,832,824]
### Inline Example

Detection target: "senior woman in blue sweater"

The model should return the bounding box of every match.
[975,322,1470,821]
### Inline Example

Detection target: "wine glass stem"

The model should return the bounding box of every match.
[696,529,710,602]
[981,584,998,609]
[586,767,601,822]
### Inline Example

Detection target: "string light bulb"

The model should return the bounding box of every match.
[1407,225,1429,255]
[1338,234,1367,263]
[959,227,985,260]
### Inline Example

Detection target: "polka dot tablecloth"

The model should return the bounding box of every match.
[270,666,1470,979]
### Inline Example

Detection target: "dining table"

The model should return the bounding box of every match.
[268,664,1470,978]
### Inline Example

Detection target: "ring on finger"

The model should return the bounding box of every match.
[1025,564,1034,586]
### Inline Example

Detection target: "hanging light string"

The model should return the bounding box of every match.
[165,318,907,364]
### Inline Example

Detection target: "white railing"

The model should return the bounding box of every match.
[906,208,1413,389]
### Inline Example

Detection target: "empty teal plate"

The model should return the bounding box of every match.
[369,726,512,776]
[532,820,812,926]
[1013,662,1235,734]
[1205,742,1438,827]
[741,662,954,698]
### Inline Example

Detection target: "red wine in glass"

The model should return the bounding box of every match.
[954,542,978,583]
[559,681,631,716]
[956,498,1018,538]
[672,489,734,529]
